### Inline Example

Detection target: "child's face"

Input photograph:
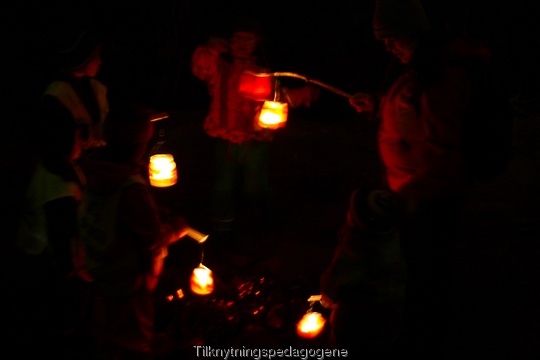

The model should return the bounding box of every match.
[230,31,257,59]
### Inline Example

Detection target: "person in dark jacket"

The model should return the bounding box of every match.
[338,0,495,353]
[15,29,107,356]
[39,30,109,155]
[320,187,406,358]
[77,103,189,359]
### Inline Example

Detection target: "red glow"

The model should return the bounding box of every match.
[239,71,274,101]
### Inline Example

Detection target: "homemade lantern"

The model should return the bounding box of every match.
[258,100,289,130]
[296,295,327,338]
[239,70,352,130]
[148,113,178,187]
[149,153,177,187]
[190,264,214,295]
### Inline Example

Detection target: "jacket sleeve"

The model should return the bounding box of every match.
[398,65,472,206]
[117,183,184,253]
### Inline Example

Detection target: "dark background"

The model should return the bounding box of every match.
[2,0,539,118]
[1,1,540,358]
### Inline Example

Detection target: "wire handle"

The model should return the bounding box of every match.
[268,72,353,99]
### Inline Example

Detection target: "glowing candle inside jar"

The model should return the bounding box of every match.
[190,264,214,295]
[258,101,288,129]
[149,154,177,187]
[296,312,326,338]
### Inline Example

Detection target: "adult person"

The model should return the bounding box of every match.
[191,17,318,242]
[18,29,108,272]
[40,30,109,154]
[342,0,495,352]
[15,29,108,356]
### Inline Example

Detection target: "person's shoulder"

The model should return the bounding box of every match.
[89,77,108,93]
[443,37,491,67]
[43,80,73,96]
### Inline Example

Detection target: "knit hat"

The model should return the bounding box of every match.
[229,17,263,39]
[373,0,431,40]
[56,31,101,71]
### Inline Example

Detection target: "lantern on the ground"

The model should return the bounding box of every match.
[190,264,214,295]
[296,295,327,338]
[258,101,288,130]
[296,311,326,338]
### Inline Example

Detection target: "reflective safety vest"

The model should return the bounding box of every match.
[44,78,109,150]
[77,174,167,295]
[16,162,83,255]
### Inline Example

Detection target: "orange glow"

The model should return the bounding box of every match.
[149,154,177,187]
[258,101,288,130]
[176,289,185,299]
[190,264,214,295]
[296,312,326,338]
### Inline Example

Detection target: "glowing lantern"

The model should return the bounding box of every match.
[149,154,177,187]
[190,264,214,295]
[239,70,274,101]
[258,101,288,130]
[296,311,326,338]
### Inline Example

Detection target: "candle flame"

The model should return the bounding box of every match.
[190,264,214,295]
[149,154,177,187]
[296,312,326,338]
[258,101,288,129]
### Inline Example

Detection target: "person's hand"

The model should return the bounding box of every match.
[320,293,338,309]
[171,215,189,241]
[349,92,375,113]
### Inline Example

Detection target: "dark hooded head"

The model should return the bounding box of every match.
[55,31,102,72]
[373,0,431,40]
[103,104,154,164]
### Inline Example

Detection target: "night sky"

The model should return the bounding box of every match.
[2,0,539,117]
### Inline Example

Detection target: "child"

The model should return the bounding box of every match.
[320,187,406,357]
[77,103,189,359]
[191,17,318,241]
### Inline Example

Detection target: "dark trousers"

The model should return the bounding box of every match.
[210,138,274,229]
[398,195,468,353]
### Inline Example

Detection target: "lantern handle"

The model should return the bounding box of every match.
[260,71,353,99]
